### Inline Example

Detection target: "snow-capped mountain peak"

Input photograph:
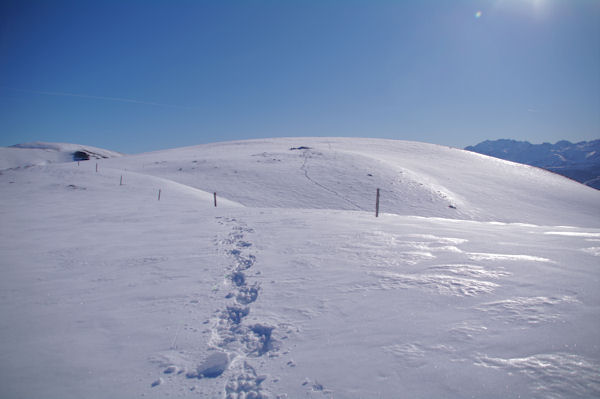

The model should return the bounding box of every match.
[466,139,600,189]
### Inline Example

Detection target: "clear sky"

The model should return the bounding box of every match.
[1,0,599,154]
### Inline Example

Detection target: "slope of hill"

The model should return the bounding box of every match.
[113,137,599,226]
[465,139,600,189]
[1,138,599,399]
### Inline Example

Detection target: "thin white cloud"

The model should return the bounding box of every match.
[2,87,197,110]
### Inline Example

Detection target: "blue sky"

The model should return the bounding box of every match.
[1,0,599,154]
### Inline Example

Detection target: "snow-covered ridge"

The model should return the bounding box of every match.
[108,137,600,226]
[0,141,122,170]
[2,137,598,226]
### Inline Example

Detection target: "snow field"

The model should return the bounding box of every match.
[0,138,599,398]
[246,210,600,398]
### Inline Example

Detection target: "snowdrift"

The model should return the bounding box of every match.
[0,141,122,170]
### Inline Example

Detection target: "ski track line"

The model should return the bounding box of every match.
[300,149,365,211]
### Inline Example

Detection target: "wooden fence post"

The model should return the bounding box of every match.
[375,188,380,217]
[214,192,217,207]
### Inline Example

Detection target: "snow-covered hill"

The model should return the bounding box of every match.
[113,138,599,226]
[466,139,600,190]
[1,138,599,399]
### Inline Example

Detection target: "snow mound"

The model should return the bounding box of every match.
[0,141,122,170]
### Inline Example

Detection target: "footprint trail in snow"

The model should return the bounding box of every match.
[149,217,276,398]
[208,217,275,398]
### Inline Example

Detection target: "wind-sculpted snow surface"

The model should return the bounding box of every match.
[475,353,600,399]
[245,213,600,398]
[476,296,580,325]
[1,138,599,398]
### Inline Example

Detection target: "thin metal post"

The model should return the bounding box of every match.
[375,188,380,217]
[214,192,217,207]
[158,189,161,201]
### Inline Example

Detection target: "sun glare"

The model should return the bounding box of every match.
[493,0,551,18]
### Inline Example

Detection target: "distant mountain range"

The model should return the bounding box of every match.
[465,139,600,190]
